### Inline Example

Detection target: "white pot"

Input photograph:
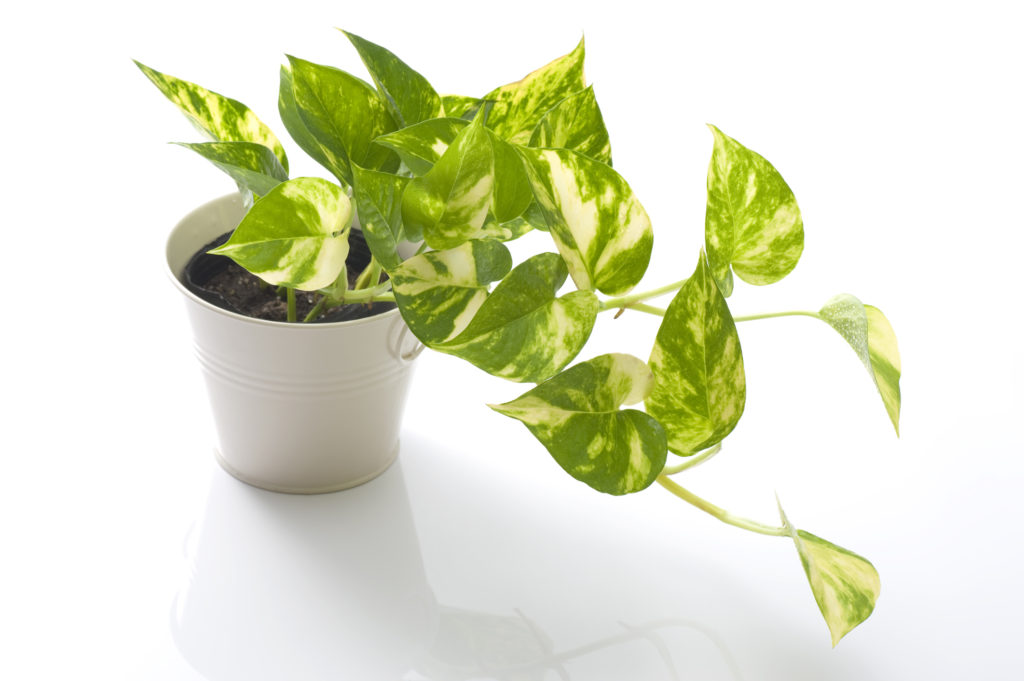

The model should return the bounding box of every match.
[165,194,421,494]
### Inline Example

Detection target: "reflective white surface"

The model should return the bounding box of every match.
[3,1,1022,678]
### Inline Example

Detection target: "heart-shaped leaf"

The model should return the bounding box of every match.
[438,253,598,382]
[521,147,652,295]
[135,61,288,172]
[779,503,880,647]
[174,141,288,197]
[490,354,667,495]
[528,85,612,165]
[818,295,902,435]
[342,30,442,127]
[482,38,587,144]
[287,56,398,186]
[208,177,352,291]
[373,117,469,176]
[350,164,410,272]
[391,240,512,345]
[278,65,337,181]
[704,125,803,296]
[646,253,745,455]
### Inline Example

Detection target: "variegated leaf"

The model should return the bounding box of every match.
[819,295,902,435]
[521,147,652,295]
[391,240,512,345]
[135,61,288,172]
[441,94,482,120]
[279,65,336,180]
[287,56,398,186]
[528,86,612,165]
[402,115,494,250]
[490,354,667,495]
[779,504,880,647]
[351,164,410,272]
[208,177,352,291]
[705,125,803,296]
[490,132,533,223]
[646,253,745,455]
[342,30,442,127]
[438,253,598,382]
[373,117,469,176]
[482,38,587,144]
[174,141,288,197]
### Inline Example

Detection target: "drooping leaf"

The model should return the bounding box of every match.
[521,147,652,295]
[646,253,745,455]
[279,64,336,179]
[818,295,902,435]
[174,141,288,197]
[391,240,512,345]
[482,38,587,144]
[437,253,598,382]
[351,163,410,272]
[135,61,288,172]
[208,177,352,291]
[704,125,803,296]
[342,30,443,127]
[373,117,469,176]
[490,354,667,495]
[528,86,612,165]
[441,94,482,119]
[779,503,880,647]
[402,114,494,249]
[287,55,398,186]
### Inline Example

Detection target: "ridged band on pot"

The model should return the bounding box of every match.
[166,194,421,494]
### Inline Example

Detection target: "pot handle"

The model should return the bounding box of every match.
[393,321,426,364]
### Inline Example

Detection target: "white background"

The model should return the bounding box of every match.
[3,0,1022,678]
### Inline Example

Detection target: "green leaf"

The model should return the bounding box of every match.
[521,147,652,295]
[287,55,398,186]
[351,164,410,272]
[482,37,587,144]
[208,177,352,291]
[438,253,599,382]
[818,295,902,435]
[646,253,745,455]
[704,125,804,296]
[489,132,533,223]
[441,94,482,119]
[342,30,442,127]
[135,61,289,173]
[779,503,880,647]
[490,354,667,495]
[279,65,336,180]
[373,117,469,176]
[528,86,612,165]
[402,115,494,250]
[174,141,288,197]
[391,240,512,345]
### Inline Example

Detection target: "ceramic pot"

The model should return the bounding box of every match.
[165,193,421,493]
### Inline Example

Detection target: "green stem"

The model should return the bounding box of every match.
[661,443,721,475]
[599,278,688,311]
[603,302,666,317]
[286,287,297,323]
[354,257,382,290]
[656,476,788,537]
[303,297,328,323]
[733,310,820,323]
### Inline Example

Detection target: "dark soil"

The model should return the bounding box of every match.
[182,230,395,323]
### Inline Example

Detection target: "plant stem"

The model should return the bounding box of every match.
[656,476,789,537]
[286,287,297,322]
[732,310,820,323]
[661,443,721,475]
[605,302,667,318]
[354,257,382,290]
[599,278,688,311]
[303,297,328,323]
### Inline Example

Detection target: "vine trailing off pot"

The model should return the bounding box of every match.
[140,30,901,646]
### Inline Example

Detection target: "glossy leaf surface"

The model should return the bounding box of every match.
[209,178,352,291]
[819,295,902,434]
[705,125,803,296]
[278,65,336,179]
[440,94,481,119]
[351,164,410,272]
[175,141,288,197]
[491,354,667,495]
[373,117,469,176]
[528,86,612,164]
[522,148,652,295]
[646,253,745,455]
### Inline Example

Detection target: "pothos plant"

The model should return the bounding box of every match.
[138,31,900,646]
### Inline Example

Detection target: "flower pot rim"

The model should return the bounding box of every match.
[166,193,403,331]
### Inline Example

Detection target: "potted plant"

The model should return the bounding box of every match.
[139,30,901,646]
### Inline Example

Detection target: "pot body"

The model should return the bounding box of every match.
[166,194,420,493]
